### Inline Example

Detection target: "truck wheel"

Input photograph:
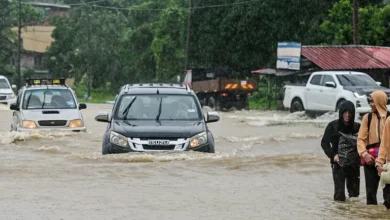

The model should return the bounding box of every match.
[208,97,216,109]
[102,145,111,155]
[208,97,221,111]
[290,99,304,113]
[197,144,215,153]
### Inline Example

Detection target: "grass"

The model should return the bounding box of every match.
[249,97,277,110]
[73,86,116,104]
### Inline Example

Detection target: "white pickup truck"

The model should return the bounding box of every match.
[282,71,390,116]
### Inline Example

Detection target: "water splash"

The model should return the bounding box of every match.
[0,131,81,145]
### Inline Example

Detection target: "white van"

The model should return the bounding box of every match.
[0,75,17,105]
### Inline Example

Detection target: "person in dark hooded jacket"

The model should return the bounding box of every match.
[321,100,361,202]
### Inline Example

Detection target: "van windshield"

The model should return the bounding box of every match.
[0,79,10,89]
[22,89,77,109]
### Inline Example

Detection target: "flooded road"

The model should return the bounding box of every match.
[0,104,388,220]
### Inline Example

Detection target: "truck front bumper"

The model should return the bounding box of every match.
[17,126,87,132]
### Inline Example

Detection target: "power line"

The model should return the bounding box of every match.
[21,0,261,11]
[67,0,108,6]
[21,0,108,6]
[88,0,261,11]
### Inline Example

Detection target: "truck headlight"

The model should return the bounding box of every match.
[68,119,83,128]
[110,131,129,148]
[353,92,366,99]
[22,120,37,128]
[6,94,15,100]
[189,132,208,148]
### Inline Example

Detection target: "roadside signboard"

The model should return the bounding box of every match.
[276,42,301,70]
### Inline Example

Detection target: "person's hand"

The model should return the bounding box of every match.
[363,153,375,165]
[377,166,387,175]
[334,154,340,163]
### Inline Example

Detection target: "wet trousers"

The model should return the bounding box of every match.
[332,163,360,201]
[364,164,390,208]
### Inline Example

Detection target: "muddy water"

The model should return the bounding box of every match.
[0,104,388,220]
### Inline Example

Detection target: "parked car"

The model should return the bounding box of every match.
[0,75,17,105]
[282,71,390,116]
[95,83,220,154]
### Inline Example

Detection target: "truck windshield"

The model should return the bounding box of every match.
[0,79,10,89]
[115,94,202,121]
[23,89,77,109]
[336,74,379,87]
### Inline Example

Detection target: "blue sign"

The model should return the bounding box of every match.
[276,42,302,70]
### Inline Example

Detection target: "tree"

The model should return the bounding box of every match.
[321,0,388,45]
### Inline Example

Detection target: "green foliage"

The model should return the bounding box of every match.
[43,0,337,90]
[321,0,389,45]
[38,0,390,109]
[72,84,116,103]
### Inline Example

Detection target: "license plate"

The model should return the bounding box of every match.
[148,140,170,145]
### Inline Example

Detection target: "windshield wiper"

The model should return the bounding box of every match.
[341,75,356,86]
[123,120,136,126]
[41,91,47,109]
[122,97,137,120]
[155,97,163,122]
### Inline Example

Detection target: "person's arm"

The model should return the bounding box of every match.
[321,122,335,162]
[357,114,369,157]
[376,117,390,167]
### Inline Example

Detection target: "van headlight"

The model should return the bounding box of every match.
[189,132,208,148]
[22,120,37,128]
[68,119,83,128]
[110,131,129,148]
[353,92,366,99]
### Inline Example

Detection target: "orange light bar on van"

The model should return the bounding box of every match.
[225,84,232,89]
[247,84,254,89]
[241,84,247,89]
[232,84,238,89]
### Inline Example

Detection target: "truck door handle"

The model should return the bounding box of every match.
[319,89,323,92]
[306,88,310,91]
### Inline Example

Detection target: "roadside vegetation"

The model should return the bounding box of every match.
[1,0,390,108]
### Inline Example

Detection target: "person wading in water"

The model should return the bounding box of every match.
[358,90,389,206]
[321,100,361,202]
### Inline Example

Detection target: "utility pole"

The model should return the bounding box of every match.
[184,0,191,73]
[85,2,92,100]
[353,0,359,44]
[17,0,22,88]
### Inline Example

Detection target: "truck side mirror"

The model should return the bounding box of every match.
[325,81,336,88]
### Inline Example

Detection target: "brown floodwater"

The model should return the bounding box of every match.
[0,104,388,220]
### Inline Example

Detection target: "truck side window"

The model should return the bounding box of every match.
[309,75,322,85]
[322,75,335,86]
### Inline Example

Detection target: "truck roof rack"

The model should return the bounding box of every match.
[25,78,68,88]
[121,83,191,92]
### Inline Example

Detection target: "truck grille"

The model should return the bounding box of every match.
[38,120,67,126]
[0,96,6,100]
[142,145,175,150]
[139,137,179,141]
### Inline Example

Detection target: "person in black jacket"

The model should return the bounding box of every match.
[321,100,361,202]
